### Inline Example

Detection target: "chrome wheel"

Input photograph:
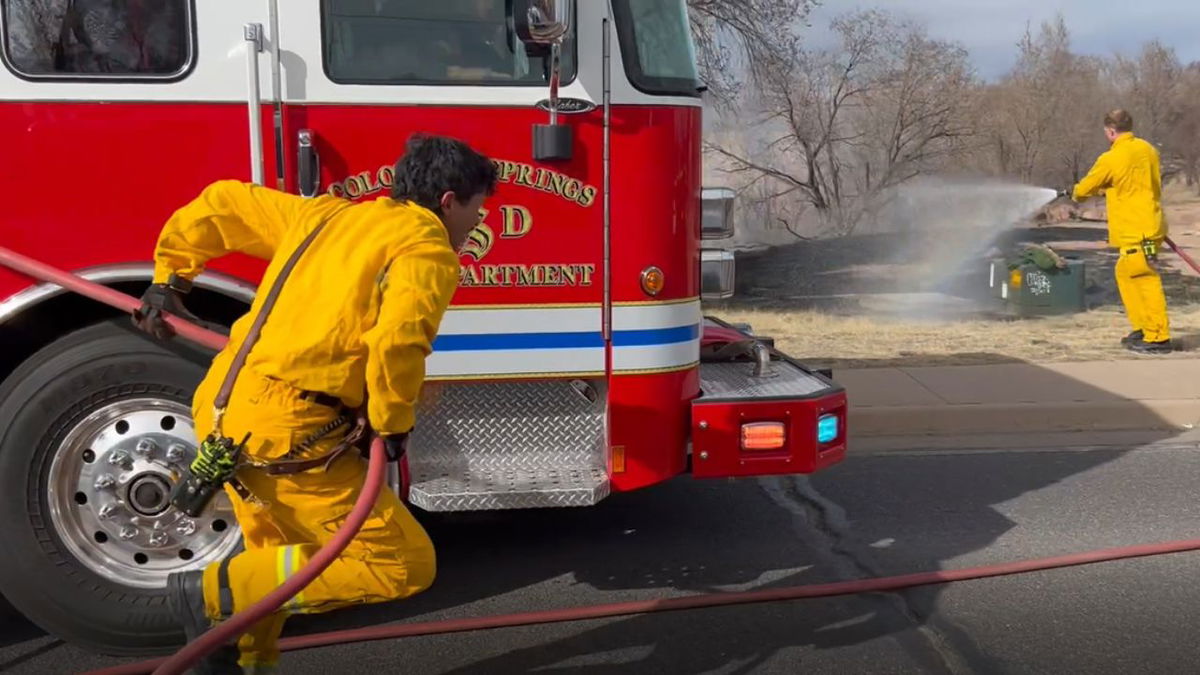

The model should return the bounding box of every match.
[46,398,240,589]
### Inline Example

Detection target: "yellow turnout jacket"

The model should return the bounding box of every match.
[151,180,460,435]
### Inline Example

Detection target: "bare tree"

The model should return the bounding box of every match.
[4,0,69,72]
[851,21,977,194]
[706,10,978,236]
[985,15,1111,189]
[5,0,188,74]
[1168,63,1200,191]
[686,0,817,103]
[1112,41,1183,147]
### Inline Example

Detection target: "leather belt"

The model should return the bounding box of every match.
[298,390,345,409]
[262,415,367,476]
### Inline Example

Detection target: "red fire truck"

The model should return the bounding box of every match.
[0,0,846,655]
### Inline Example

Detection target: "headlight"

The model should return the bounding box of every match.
[701,187,736,240]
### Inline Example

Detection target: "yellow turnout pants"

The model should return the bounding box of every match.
[1115,245,1171,343]
[190,367,436,669]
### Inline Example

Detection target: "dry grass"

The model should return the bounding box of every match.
[1164,180,1200,207]
[714,181,1200,370]
[717,306,1200,370]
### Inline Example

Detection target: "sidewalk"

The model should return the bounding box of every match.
[840,359,1200,440]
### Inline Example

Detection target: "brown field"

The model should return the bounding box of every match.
[709,182,1200,369]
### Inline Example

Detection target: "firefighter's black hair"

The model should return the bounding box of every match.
[391,134,498,215]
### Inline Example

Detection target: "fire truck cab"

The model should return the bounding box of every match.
[0,0,846,656]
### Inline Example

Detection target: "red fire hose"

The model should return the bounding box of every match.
[84,537,1200,675]
[0,246,387,675]
[1165,237,1200,275]
[0,248,227,352]
[5,246,1200,675]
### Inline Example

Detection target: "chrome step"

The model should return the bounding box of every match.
[406,378,609,512]
[409,466,609,512]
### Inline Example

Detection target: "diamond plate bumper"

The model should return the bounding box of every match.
[692,321,847,479]
[698,361,832,401]
[407,379,609,512]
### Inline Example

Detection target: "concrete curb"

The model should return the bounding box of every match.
[850,399,1200,438]
[849,429,1200,455]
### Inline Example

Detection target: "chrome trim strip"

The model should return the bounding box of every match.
[0,263,255,325]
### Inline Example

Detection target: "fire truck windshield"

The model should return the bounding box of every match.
[321,0,577,85]
[612,0,701,97]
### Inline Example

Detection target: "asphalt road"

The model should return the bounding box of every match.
[5,440,1200,674]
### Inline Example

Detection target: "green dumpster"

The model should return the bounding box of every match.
[1003,259,1086,316]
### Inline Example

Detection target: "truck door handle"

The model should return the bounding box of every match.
[298,130,320,198]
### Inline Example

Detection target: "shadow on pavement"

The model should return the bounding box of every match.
[283,358,1186,672]
[1,357,1191,673]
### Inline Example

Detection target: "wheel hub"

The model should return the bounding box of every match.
[127,474,172,516]
[46,399,241,589]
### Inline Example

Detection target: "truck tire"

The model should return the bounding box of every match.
[0,321,242,656]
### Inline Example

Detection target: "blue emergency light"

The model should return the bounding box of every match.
[817,414,839,444]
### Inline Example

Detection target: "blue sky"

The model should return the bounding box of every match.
[803,0,1200,80]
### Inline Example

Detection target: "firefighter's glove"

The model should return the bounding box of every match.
[132,275,200,340]
[377,433,409,462]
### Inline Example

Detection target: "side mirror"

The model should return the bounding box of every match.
[513,0,574,162]
[514,0,573,56]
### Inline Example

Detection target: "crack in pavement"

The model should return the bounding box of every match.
[760,474,1008,675]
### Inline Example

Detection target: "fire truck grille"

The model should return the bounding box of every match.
[407,379,609,511]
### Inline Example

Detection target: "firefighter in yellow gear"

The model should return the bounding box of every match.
[131,134,497,674]
[1071,109,1171,354]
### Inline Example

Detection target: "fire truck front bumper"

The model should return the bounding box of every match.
[690,327,847,479]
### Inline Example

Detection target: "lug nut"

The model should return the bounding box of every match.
[94,474,116,489]
[166,444,187,462]
[98,503,119,520]
[148,532,169,548]
[135,439,158,456]
[176,520,197,536]
[119,525,139,541]
[109,450,131,467]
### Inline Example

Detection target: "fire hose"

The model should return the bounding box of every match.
[0,246,387,675]
[1165,237,1200,275]
[3,245,1200,675]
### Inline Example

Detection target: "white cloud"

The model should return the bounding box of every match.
[803,0,1200,79]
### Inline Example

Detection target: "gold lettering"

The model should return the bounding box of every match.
[500,205,533,238]
[455,263,597,287]
[548,172,569,198]
[579,186,598,207]
[459,266,482,286]
[332,158,597,208]
[493,160,518,183]
[359,171,384,196]
[516,164,536,187]
[377,165,395,188]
